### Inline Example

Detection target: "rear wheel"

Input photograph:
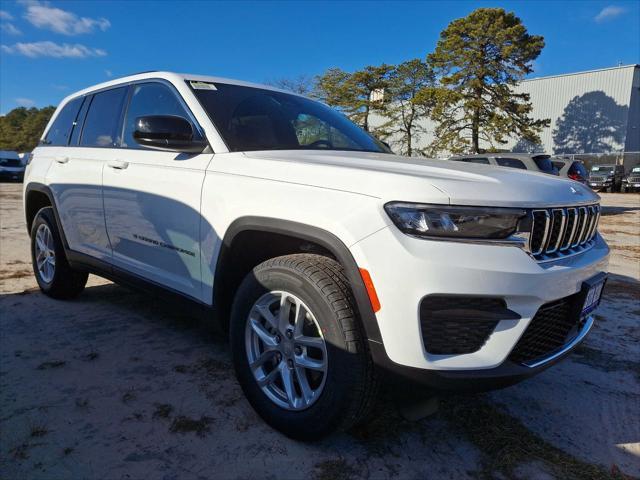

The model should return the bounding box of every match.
[30,207,88,299]
[230,254,378,440]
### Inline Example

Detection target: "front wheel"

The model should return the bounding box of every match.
[230,254,378,440]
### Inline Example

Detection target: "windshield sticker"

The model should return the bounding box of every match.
[190,81,217,91]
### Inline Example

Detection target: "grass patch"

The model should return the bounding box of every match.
[36,360,66,370]
[169,415,213,437]
[152,403,174,419]
[312,459,358,480]
[441,396,626,480]
[30,424,49,438]
[121,390,136,404]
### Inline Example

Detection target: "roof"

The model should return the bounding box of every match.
[448,153,548,159]
[522,64,638,83]
[60,71,300,105]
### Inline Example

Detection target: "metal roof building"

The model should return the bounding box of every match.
[513,64,639,156]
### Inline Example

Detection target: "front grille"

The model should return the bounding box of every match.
[420,296,520,355]
[528,204,600,261]
[628,176,640,183]
[589,176,606,182]
[509,295,582,365]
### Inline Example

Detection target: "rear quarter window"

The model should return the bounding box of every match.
[44,97,83,146]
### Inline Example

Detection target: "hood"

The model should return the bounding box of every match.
[241,150,600,208]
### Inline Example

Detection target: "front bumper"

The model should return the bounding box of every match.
[350,225,609,387]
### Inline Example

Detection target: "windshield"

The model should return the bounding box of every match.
[632,167,640,173]
[189,81,388,154]
[591,166,614,173]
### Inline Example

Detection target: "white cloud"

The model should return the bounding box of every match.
[1,41,107,58]
[15,97,35,107]
[594,5,626,22]
[0,10,14,20]
[24,2,110,35]
[1,23,22,35]
[105,69,112,77]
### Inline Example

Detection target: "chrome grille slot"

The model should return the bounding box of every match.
[546,209,566,254]
[530,210,550,255]
[560,208,577,251]
[573,207,588,247]
[525,203,599,262]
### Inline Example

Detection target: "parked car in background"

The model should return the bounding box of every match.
[552,158,589,186]
[449,153,559,175]
[0,150,26,182]
[621,166,640,193]
[588,164,625,192]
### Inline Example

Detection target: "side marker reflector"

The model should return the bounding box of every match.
[359,268,381,313]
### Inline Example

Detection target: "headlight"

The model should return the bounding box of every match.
[384,203,526,239]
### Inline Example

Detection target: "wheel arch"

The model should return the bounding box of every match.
[213,216,383,345]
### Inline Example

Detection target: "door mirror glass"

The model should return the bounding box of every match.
[133,115,207,153]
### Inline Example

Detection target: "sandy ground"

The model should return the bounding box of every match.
[1,182,638,480]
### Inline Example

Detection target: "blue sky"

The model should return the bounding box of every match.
[1,0,639,113]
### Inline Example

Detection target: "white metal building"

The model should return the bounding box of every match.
[372,64,640,168]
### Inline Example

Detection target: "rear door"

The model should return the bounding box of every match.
[46,90,127,261]
[102,81,212,301]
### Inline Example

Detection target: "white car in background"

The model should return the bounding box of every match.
[23,71,609,439]
[448,153,559,175]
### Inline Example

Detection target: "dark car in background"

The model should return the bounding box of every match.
[0,151,26,182]
[588,164,625,192]
[552,158,589,186]
[622,166,640,193]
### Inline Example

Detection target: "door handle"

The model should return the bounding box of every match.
[55,156,69,164]
[107,160,129,170]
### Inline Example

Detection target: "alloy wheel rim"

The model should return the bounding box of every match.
[35,223,56,283]
[245,291,328,411]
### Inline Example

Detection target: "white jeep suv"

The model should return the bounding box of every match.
[23,72,609,439]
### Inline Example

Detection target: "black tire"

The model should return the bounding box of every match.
[230,254,378,440]
[30,207,88,299]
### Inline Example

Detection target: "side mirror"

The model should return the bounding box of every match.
[133,115,207,153]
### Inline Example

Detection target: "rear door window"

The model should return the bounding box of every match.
[80,87,128,147]
[495,158,527,169]
[44,97,84,146]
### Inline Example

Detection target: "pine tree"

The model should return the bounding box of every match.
[428,8,549,154]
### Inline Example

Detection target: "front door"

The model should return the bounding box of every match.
[102,81,212,301]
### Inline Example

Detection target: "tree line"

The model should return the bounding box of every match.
[271,8,549,157]
[0,106,55,152]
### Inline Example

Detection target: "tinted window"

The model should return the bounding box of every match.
[591,166,613,173]
[80,87,127,147]
[69,96,90,145]
[44,97,83,146]
[532,155,556,173]
[191,82,386,153]
[122,82,198,148]
[453,157,490,165]
[496,158,527,169]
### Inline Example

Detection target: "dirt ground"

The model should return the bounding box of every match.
[1,182,638,480]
